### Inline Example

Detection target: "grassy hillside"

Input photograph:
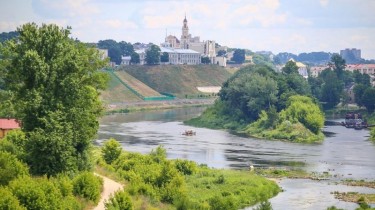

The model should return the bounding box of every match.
[114,71,163,97]
[100,71,143,103]
[119,65,231,98]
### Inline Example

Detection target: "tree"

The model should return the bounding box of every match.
[130,52,140,64]
[0,151,29,186]
[119,41,134,56]
[161,52,169,63]
[353,84,368,106]
[329,54,346,80]
[201,56,210,64]
[320,70,343,109]
[2,23,108,175]
[102,138,122,164]
[361,88,375,112]
[217,50,226,56]
[98,39,122,65]
[105,190,133,210]
[232,49,245,64]
[145,44,160,65]
[282,60,299,74]
[0,31,19,43]
[353,70,371,87]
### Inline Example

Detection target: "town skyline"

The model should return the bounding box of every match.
[1,0,375,59]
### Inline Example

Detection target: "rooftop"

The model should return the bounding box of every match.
[0,118,20,129]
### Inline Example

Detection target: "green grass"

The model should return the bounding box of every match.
[186,168,280,209]
[120,65,232,98]
[100,71,142,103]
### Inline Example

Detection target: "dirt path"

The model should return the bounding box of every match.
[93,173,123,210]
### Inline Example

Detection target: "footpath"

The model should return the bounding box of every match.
[93,173,123,210]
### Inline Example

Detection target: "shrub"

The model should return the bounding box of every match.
[0,187,26,210]
[174,159,197,175]
[104,190,133,210]
[102,138,122,164]
[73,172,103,204]
[0,151,29,186]
[254,201,273,210]
[9,176,63,210]
[208,195,238,210]
[150,145,167,163]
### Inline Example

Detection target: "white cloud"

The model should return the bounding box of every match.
[0,21,26,31]
[319,0,329,7]
[103,19,138,29]
[35,0,99,18]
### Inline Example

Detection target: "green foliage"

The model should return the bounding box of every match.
[319,70,343,109]
[254,201,273,210]
[232,49,245,64]
[361,88,375,112]
[9,176,81,210]
[0,129,26,160]
[98,40,134,64]
[327,206,344,210]
[130,52,140,64]
[73,172,103,204]
[174,159,197,175]
[0,152,29,186]
[2,23,109,176]
[105,190,133,210]
[102,138,122,164]
[145,44,160,65]
[329,54,346,80]
[161,52,169,62]
[0,187,26,210]
[282,60,299,74]
[201,56,211,64]
[246,95,324,143]
[354,84,368,106]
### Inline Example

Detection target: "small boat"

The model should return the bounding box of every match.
[182,130,196,136]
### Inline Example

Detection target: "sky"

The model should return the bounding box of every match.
[1,0,375,59]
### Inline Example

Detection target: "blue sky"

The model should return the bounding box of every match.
[1,0,375,59]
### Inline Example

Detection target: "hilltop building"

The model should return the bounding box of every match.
[0,118,20,139]
[162,15,218,64]
[340,48,361,63]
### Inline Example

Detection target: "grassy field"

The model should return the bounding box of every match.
[119,65,232,98]
[100,71,142,103]
[115,71,163,97]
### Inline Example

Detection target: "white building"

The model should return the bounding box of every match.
[160,47,201,65]
[135,49,146,65]
[163,15,216,64]
[121,56,131,65]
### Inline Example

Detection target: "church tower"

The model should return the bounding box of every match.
[181,14,190,49]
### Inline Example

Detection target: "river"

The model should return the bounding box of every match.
[96,107,375,210]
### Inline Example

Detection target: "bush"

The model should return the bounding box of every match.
[254,201,273,210]
[73,172,103,204]
[9,176,63,210]
[104,190,133,210]
[174,159,197,175]
[0,151,29,186]
[0,187,26,210]
[208,195,238,210]
[102,138,122,164]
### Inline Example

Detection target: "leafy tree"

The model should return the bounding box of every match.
[73,172,103,204]
[119,41,134,56]
[161,52,169,63]
[130,52,140,64]
[329,54,346,80]
[145,44,160,65]
[0,151,29,186]
[2,23,108,175]
[98,39,122,64]
[105,190,133,210]
[232,49,245,64]
[353,70,371,87]
[319,70,343,109]
[280,95,324,134]
[0,188,26,210]
[201,56,210,64]
[361,88,375,112]
[217,50,226,56]
[353,84,368,106]
[102,138,122,164]
[282,60,299,74]
[254,201,273,210]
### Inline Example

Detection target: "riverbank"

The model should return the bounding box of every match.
[105,98,215,114]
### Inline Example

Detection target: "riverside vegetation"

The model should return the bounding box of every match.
[186,64,325,143]
[98,138,280,210]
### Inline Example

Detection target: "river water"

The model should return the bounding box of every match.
[97,107,375,210]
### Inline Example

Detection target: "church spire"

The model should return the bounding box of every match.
[184,13,187,22]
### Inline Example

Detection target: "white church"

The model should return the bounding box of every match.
[160,15,225,66]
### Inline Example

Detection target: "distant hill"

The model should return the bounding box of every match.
[118,65,232,98]
[275,52,332,65]
[0,31,19,43]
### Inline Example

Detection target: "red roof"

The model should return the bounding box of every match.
[0,119,20,129]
